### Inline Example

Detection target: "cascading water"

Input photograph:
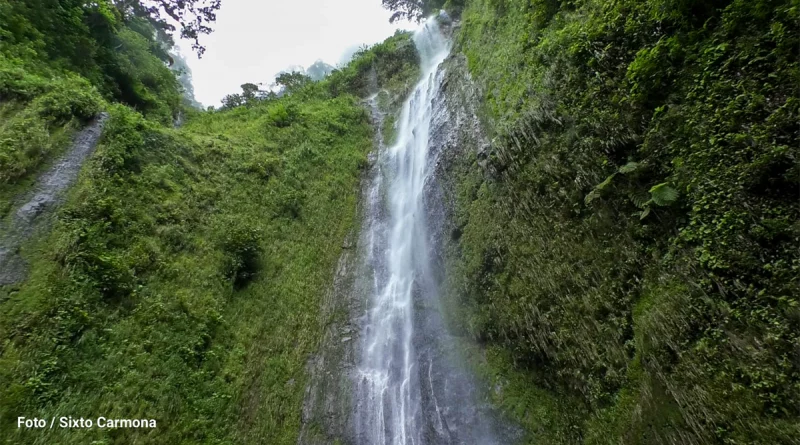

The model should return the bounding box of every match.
[354,17,508,445]
[355,19,449,445]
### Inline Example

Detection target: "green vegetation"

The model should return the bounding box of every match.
[438,0,799,442]
[0,0,189,121]
[0,73,103,214]
[0,81,372,445]
[4,0,796,442]
[328,31,420,99]
[0,0,197,216]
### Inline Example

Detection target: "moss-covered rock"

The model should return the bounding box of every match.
[441,0,800,442]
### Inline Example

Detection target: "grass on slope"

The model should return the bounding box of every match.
[0,64,104,216]
[0,90,373,444]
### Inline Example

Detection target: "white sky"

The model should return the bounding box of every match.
[177,0,412,107]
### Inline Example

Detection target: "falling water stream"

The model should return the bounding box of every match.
[353,18,507,445]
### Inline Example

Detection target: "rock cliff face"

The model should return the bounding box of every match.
[299,22,517,444]
[297,95,383,445]
[424,50,491,277]
[414,50,517,445]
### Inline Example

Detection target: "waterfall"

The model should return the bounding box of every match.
[355,18,450,445]
[354,17,506,445]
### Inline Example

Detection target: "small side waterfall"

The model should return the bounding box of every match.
[354,18,507,445]
[0,112,108,285]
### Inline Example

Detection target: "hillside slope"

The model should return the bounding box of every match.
[0,92,373,445]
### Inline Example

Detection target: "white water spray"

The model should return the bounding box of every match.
[356,18,451,445]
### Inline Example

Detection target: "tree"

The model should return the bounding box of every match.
[381,0,425,23]
[380,0,450,23]
[115,0,222,56]
[220,83,271,109]
[274,72,311,95]
[220,93,243,109]
[240,83,260,102]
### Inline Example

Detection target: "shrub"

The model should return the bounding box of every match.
[31,76,103,123]
[267,103,295,128]
[0,61,103,185]
[0,114,50,183]
[0,58,50,101]
[218,220,263,288]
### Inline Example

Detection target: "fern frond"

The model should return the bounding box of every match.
[629,189,650,208]
[649,182,678,206]
[619,161,640,174]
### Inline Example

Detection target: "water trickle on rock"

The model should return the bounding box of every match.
[0,112,108,285]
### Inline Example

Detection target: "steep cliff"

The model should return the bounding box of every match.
[434,0,799,442]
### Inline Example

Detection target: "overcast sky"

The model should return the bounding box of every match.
[176,0,412,107]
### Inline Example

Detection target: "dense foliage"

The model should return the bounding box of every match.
[0,95,373,444]
[327,31,420,98]
[120,0,222,56]
[0,0,203,211]
[0,73,103,208]
[0,0,207,109]
[440,0,799,442]
[381,0,462,22]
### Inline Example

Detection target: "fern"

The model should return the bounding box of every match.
[619,161,640,174]
[584,173,616,204]
[629,189,650,208]
[649,182,678,206]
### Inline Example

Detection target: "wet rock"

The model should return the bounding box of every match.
[0,112,108,285]
[14,112,108,227]
[0,246,26,285]
[15,194,56,223]
[418,48,522,444]
[297,96,385,445]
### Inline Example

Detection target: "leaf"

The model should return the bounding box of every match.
[649,182,678,206]
[585,173,616,204]
[585,189,600,205]
[619,161,640,174]
[639,207,651,220]
[628,189,651,208]
[596,173,616,191]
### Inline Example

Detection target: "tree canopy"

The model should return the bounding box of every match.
[381,0,448,22]
[275,71,312,94]
[116,0,222,56]
[0,0,221,122]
